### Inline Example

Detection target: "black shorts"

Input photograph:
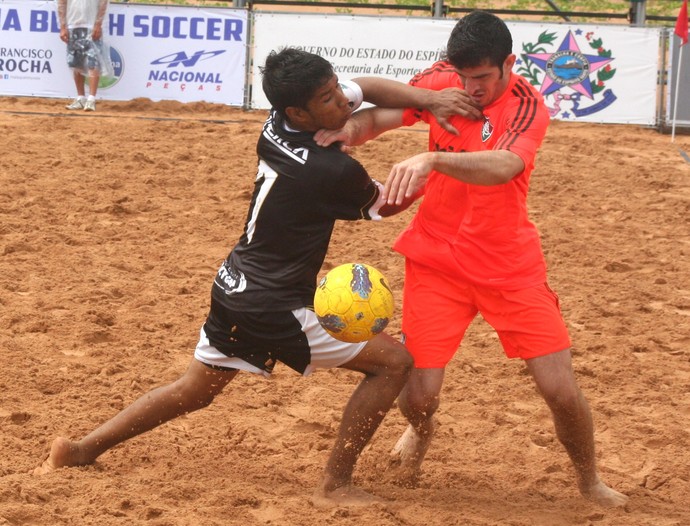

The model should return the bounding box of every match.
[194,295,365,376]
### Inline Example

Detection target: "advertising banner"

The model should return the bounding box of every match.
[251,13,661,125]
[0,0,247,104]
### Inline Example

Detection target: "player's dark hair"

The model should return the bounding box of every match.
[445,11,512,72]
[261,48,334,116]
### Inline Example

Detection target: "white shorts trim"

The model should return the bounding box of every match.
[194,327,268,376]
[193,308,367,377]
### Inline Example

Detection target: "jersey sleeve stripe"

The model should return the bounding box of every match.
[409,61,455,86]
[495,81,540,150]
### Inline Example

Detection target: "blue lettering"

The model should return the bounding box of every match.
[110,13,125,37]
[224,19,242,41]
[29,10,60,32]
[1,9,21,31]
[147,69,222,84]
[172,17,185,38]
[151,16,170,38]
[151,50,225,68]
[170,16,203,39]
[31,10,46,32]
[206,18,220,40]
[30,10,47,31]
[190,17,204,39]
[133,15,148,37]
[131,15,243,41]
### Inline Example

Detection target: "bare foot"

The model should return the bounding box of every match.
[580,477,629,508]
[311,484,382,509]
[386,422,436,486]
[33,437,85,475]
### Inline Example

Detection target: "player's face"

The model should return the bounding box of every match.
[301,75,353,131]
[456,55,517,108]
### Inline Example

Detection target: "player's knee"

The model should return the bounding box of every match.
[188,392,217,412]
[172,381,218,412]
[403,388,440,418]
[399,351,415,379]
[366,336,413,378]
[194,390,218,409]
[389,344,414,378]
[541,382,583,414]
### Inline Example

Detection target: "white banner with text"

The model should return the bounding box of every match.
[251,13,661,125]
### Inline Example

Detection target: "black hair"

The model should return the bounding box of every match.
[260,48,335,116]
[445,11,513,71]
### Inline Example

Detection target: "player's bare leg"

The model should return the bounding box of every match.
[34,359,237,474]
[312,333,412,508]
[73,71,86,98]
[387,367,444,484]
[88,70,99,98]
[527,349,629,508]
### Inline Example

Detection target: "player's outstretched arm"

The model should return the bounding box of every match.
[384,149,524,206]
[377,191,421,217]
[353,77,483,133]
[314,107,405,149]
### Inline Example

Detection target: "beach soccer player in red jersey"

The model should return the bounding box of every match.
[316,10,628,508]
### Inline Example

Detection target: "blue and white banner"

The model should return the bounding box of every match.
[251,13,661,125]
[0,0,247,104]
[0,3,664,123]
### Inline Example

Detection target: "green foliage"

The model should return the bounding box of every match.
[455,0,679,19]
[517,30,558,86]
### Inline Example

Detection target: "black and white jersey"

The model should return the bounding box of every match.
[212,110,381,312]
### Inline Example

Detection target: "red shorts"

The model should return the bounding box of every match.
[402,260,572,368]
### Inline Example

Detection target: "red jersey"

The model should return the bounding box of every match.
[395,61,550,289]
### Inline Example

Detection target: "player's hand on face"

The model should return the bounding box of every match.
[384,152,433,205]
[429,87,483,134]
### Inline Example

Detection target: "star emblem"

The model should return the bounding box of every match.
[525,30,613,99]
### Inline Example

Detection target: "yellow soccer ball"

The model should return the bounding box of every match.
[314,263,394,343]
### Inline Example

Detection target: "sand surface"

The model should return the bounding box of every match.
[0,95,689,525]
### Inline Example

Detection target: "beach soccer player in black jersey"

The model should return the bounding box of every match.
[35,48,482,507]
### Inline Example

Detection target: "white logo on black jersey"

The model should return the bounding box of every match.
[263,125,309,164]
[216,262,247,294]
